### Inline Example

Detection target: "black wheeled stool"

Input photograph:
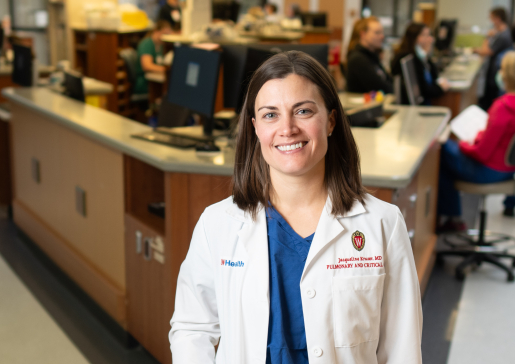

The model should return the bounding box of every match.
[437,179,515,282]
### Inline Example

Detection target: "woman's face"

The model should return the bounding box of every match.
[416,27,434,52]
[252,74,335,179]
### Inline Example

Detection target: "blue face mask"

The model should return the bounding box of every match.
[496,70,505,91]
[415,45,427,60]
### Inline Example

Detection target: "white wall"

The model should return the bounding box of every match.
[437,0,512,33]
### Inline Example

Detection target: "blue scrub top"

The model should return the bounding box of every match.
[266,205,314,364]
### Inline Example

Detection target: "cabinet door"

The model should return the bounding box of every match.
[125,213,173,364]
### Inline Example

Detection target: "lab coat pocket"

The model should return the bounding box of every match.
[332,274,386,347]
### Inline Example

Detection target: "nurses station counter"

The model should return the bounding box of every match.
[432,55,483,117]
[3,87,450,364]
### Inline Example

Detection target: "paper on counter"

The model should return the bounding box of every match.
[447,80,470,89]
[450,104,488,143]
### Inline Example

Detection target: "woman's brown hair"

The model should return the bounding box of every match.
[396,22,428,56]
[347,16,380,58]
[232,51,366,219]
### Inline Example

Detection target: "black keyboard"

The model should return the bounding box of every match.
[131,132,198,149]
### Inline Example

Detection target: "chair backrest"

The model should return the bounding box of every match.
[119,47,139,86]
[506,134,515,167]
[400,54,423,105]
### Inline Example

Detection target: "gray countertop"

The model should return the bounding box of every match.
[2,87,450,188]
[439,55,483,91]
[0,64,56,76]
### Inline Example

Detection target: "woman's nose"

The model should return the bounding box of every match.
[279,115,299,136]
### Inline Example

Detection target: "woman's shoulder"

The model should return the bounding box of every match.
[360,193,402,224]
[490,94,515,118]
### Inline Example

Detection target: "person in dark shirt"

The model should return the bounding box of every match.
[346,17,393,94]
[391,22,450,105]
[157,0,182,32]
[476,7,513,110]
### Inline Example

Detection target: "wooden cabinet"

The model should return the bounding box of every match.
[366,142,441,294]
[123,155,232,363]
[73,29,148,115]
[0,118,12,208]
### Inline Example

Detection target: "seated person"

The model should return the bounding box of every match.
[157,0,182,32]
[346,17,392,94]
[264,2,280,23]
[438,51,515,231]
[134,20,172,95]
[475,7,513,111]
[391,23,450,105]
[281,3,302,29]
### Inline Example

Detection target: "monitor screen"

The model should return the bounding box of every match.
[12,44,33,87]
[221,44,329,110]
[64,71,85,102]
[300,12,327,27]
[400,54,423,105]
[435,19,457,52]
[166,46,221,119]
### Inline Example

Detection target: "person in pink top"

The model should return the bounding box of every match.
[438,51,515,231]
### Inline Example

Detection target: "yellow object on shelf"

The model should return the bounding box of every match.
[121,10,149,29]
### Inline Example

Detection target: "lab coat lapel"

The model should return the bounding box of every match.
[236,206,270,362]
[302,198,366,280]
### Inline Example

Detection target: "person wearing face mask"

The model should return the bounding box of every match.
[169,51,422,363]
[391,22,450,105]
[475,7,513,111]
[438,51,515,232]
[346,17,393,94]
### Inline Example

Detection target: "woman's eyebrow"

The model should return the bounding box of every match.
[257,105,279,112]
[293,100,316,108]
[257,100,316,112]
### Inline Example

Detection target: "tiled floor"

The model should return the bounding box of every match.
[0,253,89,364]
[447,195,515,364]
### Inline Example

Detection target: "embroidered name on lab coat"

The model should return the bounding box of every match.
[327,256,383,269]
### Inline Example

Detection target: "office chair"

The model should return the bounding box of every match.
[119,47,148,102]
[436,135,515,282]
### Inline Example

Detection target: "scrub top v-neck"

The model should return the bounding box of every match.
[266,205,314,364]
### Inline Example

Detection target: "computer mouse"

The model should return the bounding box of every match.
[195,142,221,152]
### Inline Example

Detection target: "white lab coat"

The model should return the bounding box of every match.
[169,194,423,364]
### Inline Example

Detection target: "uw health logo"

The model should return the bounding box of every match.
[221,259,244,267]
[352,231,365,251]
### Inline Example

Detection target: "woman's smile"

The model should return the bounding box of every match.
[275,141,308,152]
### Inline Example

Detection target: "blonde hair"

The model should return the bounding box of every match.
[347,16,380,58]
[501,51,515,92]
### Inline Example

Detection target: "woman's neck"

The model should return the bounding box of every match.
[269,161,327,213]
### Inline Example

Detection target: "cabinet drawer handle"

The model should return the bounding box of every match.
[144,238,153,261]
[135,231,142,254]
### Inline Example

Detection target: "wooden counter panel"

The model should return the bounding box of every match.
[413,142,440,293]
[0,119,12,206]
[10,104,126,291]
[125,213,171,364]
[13,199,127,326]
[365,142,440,294]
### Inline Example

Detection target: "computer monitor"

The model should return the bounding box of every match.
[64,71,85,102]
[435,19,458,53]
[0,28,4,53]
[166,46,221,136]
[300,12,327,27]
[400,54,423,105]
[221,44,329,110]
[12,44,33,87]
[157,99,190,128]
[212,1,240,22]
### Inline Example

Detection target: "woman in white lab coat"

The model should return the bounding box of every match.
[169,51,422,364]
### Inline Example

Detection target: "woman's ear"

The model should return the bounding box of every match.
[328,109,336,135]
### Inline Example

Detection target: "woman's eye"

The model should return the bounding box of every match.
[263,112,276,119]
[296,109,312,116]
